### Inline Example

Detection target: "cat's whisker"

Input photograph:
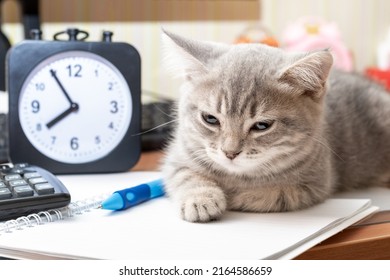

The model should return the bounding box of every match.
[131,119,177,137]
[154,105,176,119]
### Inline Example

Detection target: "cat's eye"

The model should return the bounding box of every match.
[202,114,220,125]
[251,121,273,131]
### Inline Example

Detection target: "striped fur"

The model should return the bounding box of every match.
[161,31,390,223]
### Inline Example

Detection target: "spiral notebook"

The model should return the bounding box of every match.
[0,171,378,260]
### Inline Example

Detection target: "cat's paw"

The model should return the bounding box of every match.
[179,187,227,223]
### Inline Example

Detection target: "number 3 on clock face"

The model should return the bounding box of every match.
[19,51,133,164]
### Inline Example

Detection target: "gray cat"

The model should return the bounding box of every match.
[161,30,390,223]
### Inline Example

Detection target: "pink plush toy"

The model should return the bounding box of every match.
[282,17,353,71]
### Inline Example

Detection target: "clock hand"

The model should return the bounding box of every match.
[47,69,79,129]
[46,102,79,129]
[50,69,75,105]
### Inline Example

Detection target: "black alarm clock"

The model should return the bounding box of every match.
[7,28,141,174]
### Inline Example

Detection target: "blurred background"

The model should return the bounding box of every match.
[2,0,390,159]
[2,0,390,100]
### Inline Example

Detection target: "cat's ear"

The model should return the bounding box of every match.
[278,50,333,99]
[161,29,229,81]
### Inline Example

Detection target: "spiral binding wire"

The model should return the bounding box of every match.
[0,194,108,234]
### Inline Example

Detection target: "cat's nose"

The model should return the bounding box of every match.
[223,150,241,160]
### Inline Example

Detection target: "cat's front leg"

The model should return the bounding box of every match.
[163,168,227,222]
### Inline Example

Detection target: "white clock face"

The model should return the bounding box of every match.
[18,51,132,164]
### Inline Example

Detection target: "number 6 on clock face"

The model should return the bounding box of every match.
[19,51,132,164]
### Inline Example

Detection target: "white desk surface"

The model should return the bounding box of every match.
[333,187,390,211]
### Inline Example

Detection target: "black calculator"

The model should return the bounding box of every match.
[0,163,71,220]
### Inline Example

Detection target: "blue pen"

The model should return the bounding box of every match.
[100,179,165,211]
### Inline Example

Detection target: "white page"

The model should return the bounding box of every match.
[0,172,377,260]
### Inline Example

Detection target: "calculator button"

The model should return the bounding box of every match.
[13,185,34,197]
[11,168,25,174]
[34,183,55,195]
[28,177,47,185]
[4,174,22,181]
[0,181,5,188]
[0,188,12,199]
[14,163,29,169]
[23,172,41,179]
[9,179,28,189]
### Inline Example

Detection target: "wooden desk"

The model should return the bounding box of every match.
[133,151,390,260]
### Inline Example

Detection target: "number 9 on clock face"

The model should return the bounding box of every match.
[19,51,133,164]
